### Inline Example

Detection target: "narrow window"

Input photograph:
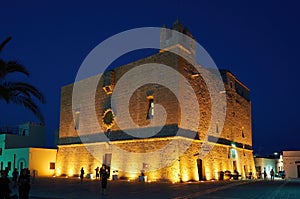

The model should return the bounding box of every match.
[230,148,236,159]
[75,111,80,130]
[0,148,2,156]
[147,98,154,119]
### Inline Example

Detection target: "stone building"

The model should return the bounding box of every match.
[55,21,255,182]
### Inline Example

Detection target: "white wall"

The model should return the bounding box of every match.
[254,157,277,178]
[2,148,30,176]
[1,147,57,177]
[283,151,300,179]
[29,148,57,177]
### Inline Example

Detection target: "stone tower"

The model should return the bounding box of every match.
[160,20,196,61]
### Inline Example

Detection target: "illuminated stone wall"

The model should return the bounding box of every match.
[56,138,255,181]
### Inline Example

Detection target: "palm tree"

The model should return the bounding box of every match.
[0,37,46,124]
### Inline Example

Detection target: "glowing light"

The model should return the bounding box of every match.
[55,169,61,176]
[68,170,74,177]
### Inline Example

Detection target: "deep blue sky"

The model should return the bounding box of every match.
[1,0,299,153]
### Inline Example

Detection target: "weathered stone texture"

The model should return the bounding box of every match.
[57,31,255,182]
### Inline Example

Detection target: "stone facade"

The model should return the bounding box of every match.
[56,21,256,181]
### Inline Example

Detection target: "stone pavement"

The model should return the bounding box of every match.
[9,177,300,199]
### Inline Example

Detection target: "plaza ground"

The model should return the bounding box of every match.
[10,177,300,199]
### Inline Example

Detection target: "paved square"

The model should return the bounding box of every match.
[10,177,300,199]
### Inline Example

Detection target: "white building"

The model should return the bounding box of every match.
[254,153,283,179]
[0,122,57,177]
[283,151,300,179]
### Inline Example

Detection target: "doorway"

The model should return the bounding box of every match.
[197,159,205,181]
[297,165,300,178]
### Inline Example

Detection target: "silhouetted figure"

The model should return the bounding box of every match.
[263,170,267,179]
[80,167,85,181]
[270,169,275,181]
[0,170,11,199]
[18,168,31,199]
[12,168,19,187]
[100,165,110,195]
[95,167,100,179]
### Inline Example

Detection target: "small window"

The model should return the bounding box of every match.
[75,111,80,130]
[147,98,154,119]
[0,148,2,156]
[50,162,55,170]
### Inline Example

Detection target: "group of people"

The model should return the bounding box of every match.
[259,168,275,180]
[80,165,110,195]
[0,168,31,199]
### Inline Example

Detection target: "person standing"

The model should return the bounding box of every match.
[0,170,11,199]
[100,165,110,195]
[263,169,267,180]
[18,168,31,199]
[80,167,85,182]
[95,167,100,179]
[12,168,19,187]
[270,169,275,181]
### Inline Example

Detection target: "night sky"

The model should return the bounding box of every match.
[1,0,299,154]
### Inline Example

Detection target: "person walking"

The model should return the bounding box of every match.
[80,167,85,182]
[100,165,110,195]
[270,169,275,181]
[18,168,31,199]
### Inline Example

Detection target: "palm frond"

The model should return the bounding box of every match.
[0,37,46,124]
[0,60,30,79]
[6,61,30,76]
[0,37,12,53]
[8,82,46,103]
